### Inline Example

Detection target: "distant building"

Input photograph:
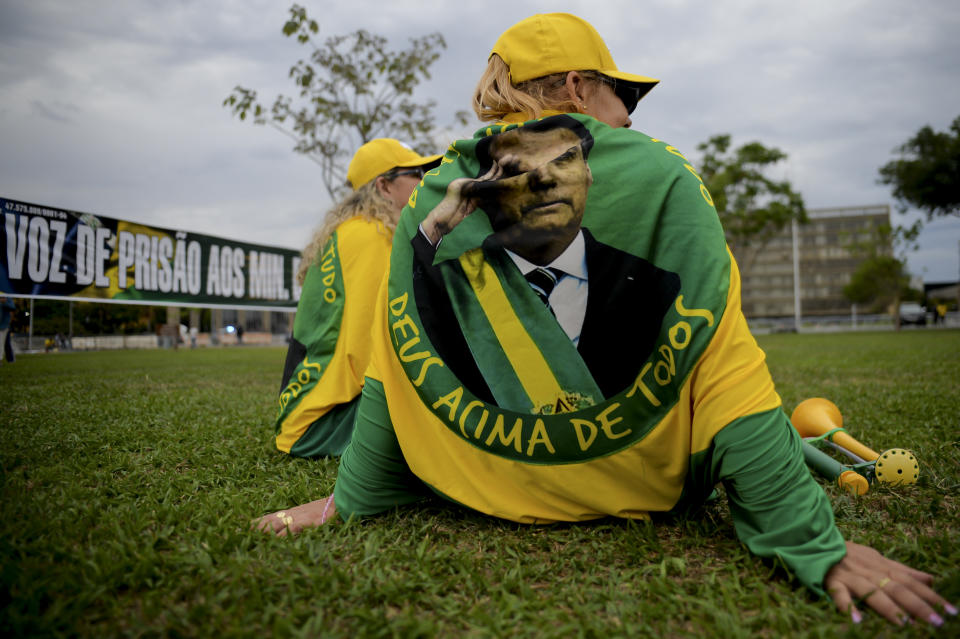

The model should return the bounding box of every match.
[735,205,891,318]
[924,281,959,307]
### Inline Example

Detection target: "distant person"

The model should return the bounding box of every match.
[4,331,14,363]
[274,139,441,458]
[189,325,199,348]
[255,13,954,628]
[54,332,68,351]
[235,325,244,345]
[936,303,947,325]
[0,296,15,364]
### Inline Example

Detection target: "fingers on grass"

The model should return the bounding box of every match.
[252,512,288,535]
[831,571,903,626]
[270,517,291,536]
[901,582,952,627]
[899,564,935,585]
[827,582,860,624]
[252,516,274,533]
[874,553,935,585]
[852,573,946,627]
[885,568,951,623]
[866,580,933,626]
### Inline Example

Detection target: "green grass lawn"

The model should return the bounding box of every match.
[1,331,958,638]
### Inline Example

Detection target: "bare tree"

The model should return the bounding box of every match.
[224,4,467,199]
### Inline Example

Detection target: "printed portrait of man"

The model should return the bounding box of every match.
[412,115,681,409]
[468,119,595,266]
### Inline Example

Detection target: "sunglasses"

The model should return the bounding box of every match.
[387,167,425,180]
[596,76,642,116]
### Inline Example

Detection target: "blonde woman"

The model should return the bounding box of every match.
[258,14,954,628]
[275,139,439,457]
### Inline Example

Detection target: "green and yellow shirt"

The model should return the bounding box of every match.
[334,115,846,594]
[275,217,393,457]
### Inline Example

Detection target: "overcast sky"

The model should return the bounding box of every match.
[1,0,958,281]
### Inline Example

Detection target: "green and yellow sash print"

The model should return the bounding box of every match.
[277,233,346,419]
[387,114,729,464]
[445,245,602,414]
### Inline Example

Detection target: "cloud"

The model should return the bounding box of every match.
[0,0,958,281]
[29,100,78,124]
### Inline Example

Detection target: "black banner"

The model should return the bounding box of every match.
[1,197,301,309]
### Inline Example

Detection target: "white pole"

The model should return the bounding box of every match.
[792,218,801,332]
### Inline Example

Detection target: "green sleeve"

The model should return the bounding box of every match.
[712,408,847,595]
[333,377,429,517]
[286,399,358,458]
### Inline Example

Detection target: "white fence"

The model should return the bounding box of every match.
[8,314,956,354]
[747,312,957,334]
[10,331,289,353]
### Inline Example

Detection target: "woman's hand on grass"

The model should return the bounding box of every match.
[254,494,336,536]
[826,541,957,626]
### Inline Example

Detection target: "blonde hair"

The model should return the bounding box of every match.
[472,54,606,122]
[297,180,397,284]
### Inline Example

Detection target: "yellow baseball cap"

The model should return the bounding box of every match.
[346,139,442,190]
[491,13,658,101]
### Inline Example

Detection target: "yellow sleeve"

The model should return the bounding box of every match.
[333,218,394,389]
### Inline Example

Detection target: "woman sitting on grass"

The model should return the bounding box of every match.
[274,139,439,457]
[257,13,955,628]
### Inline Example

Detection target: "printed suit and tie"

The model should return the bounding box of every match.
[413,116,681,409]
